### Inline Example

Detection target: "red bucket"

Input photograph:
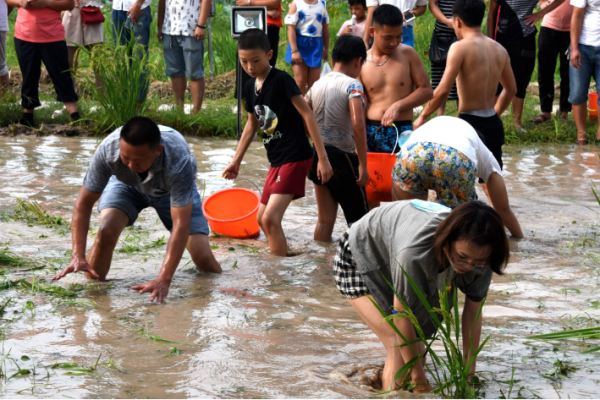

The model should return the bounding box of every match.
[589,92,598,122]
[366,152,397,202]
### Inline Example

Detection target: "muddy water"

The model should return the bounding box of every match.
[0,137,599,398]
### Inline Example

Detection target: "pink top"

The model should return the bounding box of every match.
[542,0,574,32]
[15,5,65,43]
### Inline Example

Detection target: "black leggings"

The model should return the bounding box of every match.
[537,26,571,113]
[495,33,536,99]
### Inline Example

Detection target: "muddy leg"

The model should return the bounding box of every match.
[186,233,221,273]
[257,194,294,256]
[314,184,338,242]
[86,208,129,280]
[291,63,309,95]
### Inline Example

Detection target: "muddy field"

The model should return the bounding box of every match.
[0,136,598,398]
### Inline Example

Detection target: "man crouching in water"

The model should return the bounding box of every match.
[361,4,432,207]
[53,117,221,303]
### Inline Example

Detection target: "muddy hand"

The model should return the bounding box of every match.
[52,257,99,281]
[131,278,171,304]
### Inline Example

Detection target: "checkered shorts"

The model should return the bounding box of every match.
[333,231,369,299]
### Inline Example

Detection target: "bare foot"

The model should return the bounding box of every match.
[286,249,302,257]
[196,259,222,273]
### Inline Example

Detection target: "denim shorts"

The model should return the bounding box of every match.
[569,43,600,106]
[163,34,205,80]
[402,25,414,48]
[98,176,209,235]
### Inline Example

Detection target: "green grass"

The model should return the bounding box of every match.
[0,0,595,143]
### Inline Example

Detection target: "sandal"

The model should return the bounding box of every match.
[412,382,431,393]
[530,114,551,124]
[575,139,589,146]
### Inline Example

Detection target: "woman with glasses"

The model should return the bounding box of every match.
[334,200,511,392]
[392,116,523,238]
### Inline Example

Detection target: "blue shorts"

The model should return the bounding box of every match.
[163,34,205,80]
[366,119,412,153]
[569,43,600,106]
[402,25,414,48]
[285,35,323,68]
[98,176,209,235]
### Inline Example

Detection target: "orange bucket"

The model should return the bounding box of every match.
[202,188,261,238]
[589,92,598,122]
[366,152,397,202]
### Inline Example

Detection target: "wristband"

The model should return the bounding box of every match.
[292,50,299,53]
[197,24,206,29]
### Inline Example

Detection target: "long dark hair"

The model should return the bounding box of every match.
[432,201,510,274]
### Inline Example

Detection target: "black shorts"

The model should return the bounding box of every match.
[307,146,369,225]
[495,33,536,99]
[459,112,504,183]
[14,38,78,109]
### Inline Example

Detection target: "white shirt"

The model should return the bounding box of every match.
[0,0,8,32]
[404,116,502,182]
[571,0,600,46]
[77,0,102,7]
[163,0,203,36]
[365,0,428,27]
[112,0,152,11]
[284,0,329,37]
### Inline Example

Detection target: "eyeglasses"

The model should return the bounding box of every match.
[450,255,487,269]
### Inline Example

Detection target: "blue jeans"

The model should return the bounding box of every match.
[402,25,414,48]
[112,6,152,103]
[98,176,210,235]
[569,43,600,106]
[163,34,205,80]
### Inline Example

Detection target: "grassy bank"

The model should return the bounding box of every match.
[0,0,597,144]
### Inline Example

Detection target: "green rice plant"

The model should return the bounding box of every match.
[0,248,29,267]
[138,326,191,345]
[528,327,600,354]
[7,199,70,230]
[371,266,489,399]
[164,347,181,358]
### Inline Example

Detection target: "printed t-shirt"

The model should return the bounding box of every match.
[336,17,366,38]
[244,68,313,167]
[84,126,197,208]
[15,5,65,43]
[163,0,203,37]
[542,0,573,31]
[492,0,539,40]
[348,200,493,336]
[404,116,502,183]
[284,0,329,37]
[305,71,366,153]
[268,4,284,28]
[571,0,600,46]
[365,0,427,27]
[0,0,8,32]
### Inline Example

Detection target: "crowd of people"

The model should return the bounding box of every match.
[0,0,597,393]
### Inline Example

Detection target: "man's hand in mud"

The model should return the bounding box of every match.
[381,103,401,127]
[131,278,171,304]
[222,162,240,180]
[317,159,333,184]
[356,164,369,187]
[52,257,100,281]
[413,115,426,130]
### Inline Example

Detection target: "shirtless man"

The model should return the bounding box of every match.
[413,0,517,200]
[361,4,432,155]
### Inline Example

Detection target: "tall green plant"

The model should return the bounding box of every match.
[371,266,489,398]
[73,35,151,130]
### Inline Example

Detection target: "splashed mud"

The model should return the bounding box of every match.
[0,138,598,398]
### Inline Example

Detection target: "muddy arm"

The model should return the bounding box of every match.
[486,173,524,238]
[462,297,483,380]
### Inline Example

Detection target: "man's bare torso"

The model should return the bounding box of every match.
[454,35,508,112]
[362,45,416,122]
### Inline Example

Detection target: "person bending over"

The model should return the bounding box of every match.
[53,117,221,303]
[414,0,517,201]
[306,35,370,241]
[335,200,511,392]
[223,29,333,256]
[393,116,523,238]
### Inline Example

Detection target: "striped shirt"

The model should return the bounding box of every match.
[493,0,539,38]
[433,0,457,37]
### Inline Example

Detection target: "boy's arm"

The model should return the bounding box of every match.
[414,44,462,129]
[322,22,329,61]
[157,0,165,42]
[349,97,369,186]
[495,51,517,116]
[487,0,499,39]
[364,6,376,48]
[290,94,333,183]
[222,114,259,179]
[571,7,585,69]
[381,49,433,127]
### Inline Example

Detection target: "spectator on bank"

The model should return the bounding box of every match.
[157,0,212,114]
[0,0,12,94]
[7,0,81,127]
[363,0,427,49]
[570,0,600,145]
[235,0,282,100]
[112,0,152,105]
[487,0,566,132]
[531,0,573,123]
[62,0,104,91]
[429,0,458,115]
[337,0,368,39]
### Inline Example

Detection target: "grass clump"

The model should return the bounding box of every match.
[1,199,70,231]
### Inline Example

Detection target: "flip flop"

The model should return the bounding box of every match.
[530,114,551,124]
[575,139,589,145]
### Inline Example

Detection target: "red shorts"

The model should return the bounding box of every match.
[261,159,312,205]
